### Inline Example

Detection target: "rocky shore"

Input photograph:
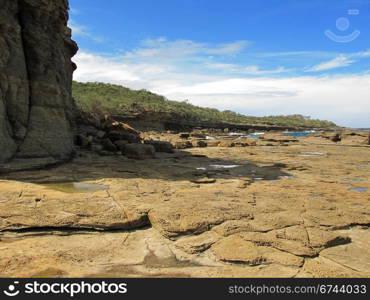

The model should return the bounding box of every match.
[0,0,369,279]
[1,128,369,278]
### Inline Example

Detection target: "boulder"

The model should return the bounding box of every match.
[191,140,208,148]
[108,130,140,143]
[207,140,220,147]
[78,125,99,137]
[234,141,248,147]
[101,138,117,152]
[191,133,207,139]
[144,140,174,153]
[179,133,190,139]
[103,120,139,135]
[172,140,193,149]
[75,134,91,148]
[96,130,106,139]
[114,140,129,151]
[191,178,216,184]
[218,140,235,147]
[124,144,156,160]
[98,150,115,156]
[90,144,104,153]
[331,133,341,143]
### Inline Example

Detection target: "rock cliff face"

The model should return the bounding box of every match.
[0,0,77,168]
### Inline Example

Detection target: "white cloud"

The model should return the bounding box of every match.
[243,65,289,75]
[356,50,370,57]
[258,50,336,58]
[206,41,249,55]
[305,55,354,72]
[159,75,370,127]
[204,63,238,70]
[204,64,289,75]
[123,38,249,61]
[73,47,370,128]
[68,20,104,43]
[304,50,370,72]
[69,21,88,37]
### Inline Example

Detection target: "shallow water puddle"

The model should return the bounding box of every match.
[143,249,200,268]
[348,187,368,193]
[42,182,108,193]
[209,165,242,169]
[194,163,291,181]
[246,132,264,139]
[283,131,320,138]
[298,152,325,157]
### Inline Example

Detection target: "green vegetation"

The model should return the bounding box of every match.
[72,81,336,128]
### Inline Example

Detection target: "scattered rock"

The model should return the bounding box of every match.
[124,144,156,160]
[114,140,129,151]
[96,130,106,139]
[90,144,104,153]
[237,177,254,188]
[206,140,220,147]
[110,121,139,135]
[331,133,341,143]
[98,151,115,156]
[145,140,174,153]
[191,140,207,148]
[191,133,207,139]
[180,133,190,139]
[172,140,193,149]
[218,141,235,147]
[101,138,117,152]
[75,134,91,148]
[108,130,140,143]
[234,141,248,147]
[191,178,216,184]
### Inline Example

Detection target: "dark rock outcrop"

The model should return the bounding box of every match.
[144,140,174,153]
[124,144,156,160]
[0,0,77,170]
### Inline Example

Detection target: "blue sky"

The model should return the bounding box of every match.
[69,0,370,127]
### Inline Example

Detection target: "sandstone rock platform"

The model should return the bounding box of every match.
[1,141,369,277]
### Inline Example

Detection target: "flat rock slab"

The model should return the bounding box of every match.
[0,228,299,278]
[211,234,304,267]
[319,228,370,275]
[1,144,370,277]
[0,181,148,231]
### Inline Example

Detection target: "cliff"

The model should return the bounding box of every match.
[0,0,77,169]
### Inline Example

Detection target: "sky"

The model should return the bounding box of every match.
[69,0,370,127]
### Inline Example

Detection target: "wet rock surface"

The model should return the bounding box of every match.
[1,134,370,277]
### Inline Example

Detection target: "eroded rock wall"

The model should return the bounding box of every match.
[0,0,77,166]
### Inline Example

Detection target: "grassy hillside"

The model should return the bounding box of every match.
[72,81,336,128]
